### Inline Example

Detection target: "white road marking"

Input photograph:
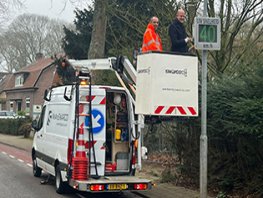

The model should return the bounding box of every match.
[1,149,32,168]
[9,155,15,158]
[27,163,32,167]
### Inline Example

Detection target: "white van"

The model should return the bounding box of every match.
[32,80,152,194]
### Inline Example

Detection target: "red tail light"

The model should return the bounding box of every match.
[90,184,105,191]
[134,183,148,190]
[67,139,73,164]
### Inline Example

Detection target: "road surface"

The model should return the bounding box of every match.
[0,142,200,198]
[0,144,151,198]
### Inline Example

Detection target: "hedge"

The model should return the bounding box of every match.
[0,118,31,136]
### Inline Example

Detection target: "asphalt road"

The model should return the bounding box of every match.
[0,153,78,198]
[0,142,201,198]
[0,145,149,198]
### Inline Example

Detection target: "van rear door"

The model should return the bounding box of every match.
[79,87,106,176]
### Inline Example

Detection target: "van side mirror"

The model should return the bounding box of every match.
[44,89,51,101]
[32,120,39,131]
[64,87,72,101]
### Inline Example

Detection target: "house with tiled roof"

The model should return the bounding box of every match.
[2,56,56,118]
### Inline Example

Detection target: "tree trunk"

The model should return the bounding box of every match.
[88,0,107,59]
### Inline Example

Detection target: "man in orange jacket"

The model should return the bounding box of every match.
[142,16,163,53]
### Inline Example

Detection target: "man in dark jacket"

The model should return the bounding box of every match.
[168,9,192,53]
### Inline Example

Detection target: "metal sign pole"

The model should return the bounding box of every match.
[200,0,208,197]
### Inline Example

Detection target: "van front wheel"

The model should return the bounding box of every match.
[55,165,68,194]
[32,155,42,177]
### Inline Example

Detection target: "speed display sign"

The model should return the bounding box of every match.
[194,17,221,50]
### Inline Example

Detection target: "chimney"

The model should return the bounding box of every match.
[35,52,44,60]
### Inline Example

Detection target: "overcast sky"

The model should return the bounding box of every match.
[0,1,91,71]
[16,0,91,23]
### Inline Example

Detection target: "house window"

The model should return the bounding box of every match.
[17,100,22,112]
[25,98,30,116]
[15,74,24,87]
[10,101,14,112]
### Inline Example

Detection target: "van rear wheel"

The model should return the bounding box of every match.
[32,155,42,177]
[55,165,68,194]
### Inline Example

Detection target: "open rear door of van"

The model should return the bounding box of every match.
[78,87,106,177]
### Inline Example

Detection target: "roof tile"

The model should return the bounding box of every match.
[4,58,55,91]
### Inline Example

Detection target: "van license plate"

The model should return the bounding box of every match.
[108,184,128,190]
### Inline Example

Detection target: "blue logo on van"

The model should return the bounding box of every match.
[85,109,104,134]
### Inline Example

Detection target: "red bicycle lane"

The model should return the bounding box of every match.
[0,143,32,165]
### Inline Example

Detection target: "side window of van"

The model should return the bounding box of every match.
[37,106,46,130]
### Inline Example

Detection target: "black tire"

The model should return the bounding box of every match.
[32,154,42,177]
[55,165,68,194]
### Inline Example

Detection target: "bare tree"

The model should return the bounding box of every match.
[206,0,263,76]
[88,0,107,58]
[0,14,69,72]
[0,0,23,28]
[60,0,103,59]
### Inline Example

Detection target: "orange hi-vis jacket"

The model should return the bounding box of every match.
[142,23,163,53]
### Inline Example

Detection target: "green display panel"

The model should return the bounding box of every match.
[194,17,221,50]
[198,25,217,43]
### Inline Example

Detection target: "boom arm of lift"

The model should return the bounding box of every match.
[69,56,136,86]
